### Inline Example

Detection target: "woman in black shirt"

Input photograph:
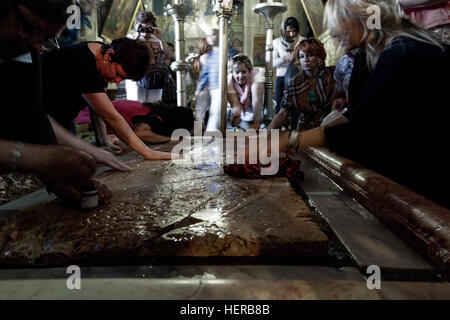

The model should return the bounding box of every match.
[42,38,175,160]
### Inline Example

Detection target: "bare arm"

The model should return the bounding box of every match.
[83,92,175,160]
[267,108,290,130]
[278,127,328,153]
[251,82,264,127]
[48,116,130,171]
[0,139,96,186]
[89,108,122,152]
[227,92,243,127]
[134,123,171,144]
[246,127,327,163]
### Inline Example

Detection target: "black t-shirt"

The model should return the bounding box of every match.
[324,37,449,207]
[0,52,57,145]
[42,42,107,129]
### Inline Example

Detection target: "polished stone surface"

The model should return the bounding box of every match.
[304,147,450,278]
[298,155,434,278]
[0,140,327,266]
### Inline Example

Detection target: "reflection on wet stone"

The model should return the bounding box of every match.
[0,140,327,265]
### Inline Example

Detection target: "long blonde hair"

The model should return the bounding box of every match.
[324,0,444,70]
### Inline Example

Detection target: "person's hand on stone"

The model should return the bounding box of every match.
[249,121,261,132]
[144,149,183,161]
[90,147,131,172]
[23,145,97,187]
[230,107,242,127]
[90,179,112,205]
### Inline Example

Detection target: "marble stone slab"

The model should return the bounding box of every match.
[0,140,327,266]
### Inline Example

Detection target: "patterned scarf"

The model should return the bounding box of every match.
[284,68,335,130]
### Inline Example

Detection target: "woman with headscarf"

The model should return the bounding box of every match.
[272,17,304,114]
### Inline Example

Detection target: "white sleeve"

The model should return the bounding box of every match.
[273,39,286,68]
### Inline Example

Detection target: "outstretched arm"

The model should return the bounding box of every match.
[48,116,130,171]
[83,92,177,160]
[250,82,264,129]
[227,92,243,127]
[0,139,96,185]
[267,108,290,130]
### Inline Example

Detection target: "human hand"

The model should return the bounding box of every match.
[144,149,183,161]
[105,139,123,152]
[230,107,242,127]
[241,132,288,164]
[249,121,261,131]
[91,147,131,172]
[332,98,348,112]
[45,179,112,207]
[90,179,112,205]
[25,145,97,187]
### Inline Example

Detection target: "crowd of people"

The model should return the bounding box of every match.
[1,0,448,208]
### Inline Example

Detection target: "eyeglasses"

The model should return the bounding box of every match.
[135,26,155,34]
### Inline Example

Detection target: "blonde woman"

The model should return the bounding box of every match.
[256,0,449,207]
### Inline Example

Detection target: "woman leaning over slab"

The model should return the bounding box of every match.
[251,0,449,207]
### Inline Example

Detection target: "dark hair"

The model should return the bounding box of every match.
[231,54,253,71]
[284,17,299,32]
[135,10,157,27]
[102,38,152,81]
[16,0,74,24]
[142,102,195,134]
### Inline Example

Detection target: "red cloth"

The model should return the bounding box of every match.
[75,100,150,128]
[223,158,304,186]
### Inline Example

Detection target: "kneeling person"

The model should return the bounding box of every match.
[133,104,195,144]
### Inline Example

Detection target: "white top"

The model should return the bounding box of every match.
[273,36,306,77]
[273,37,294,77]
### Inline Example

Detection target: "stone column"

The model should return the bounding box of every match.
[166,0,191,107]
[213,0,233,134]
[253,0,287,123]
